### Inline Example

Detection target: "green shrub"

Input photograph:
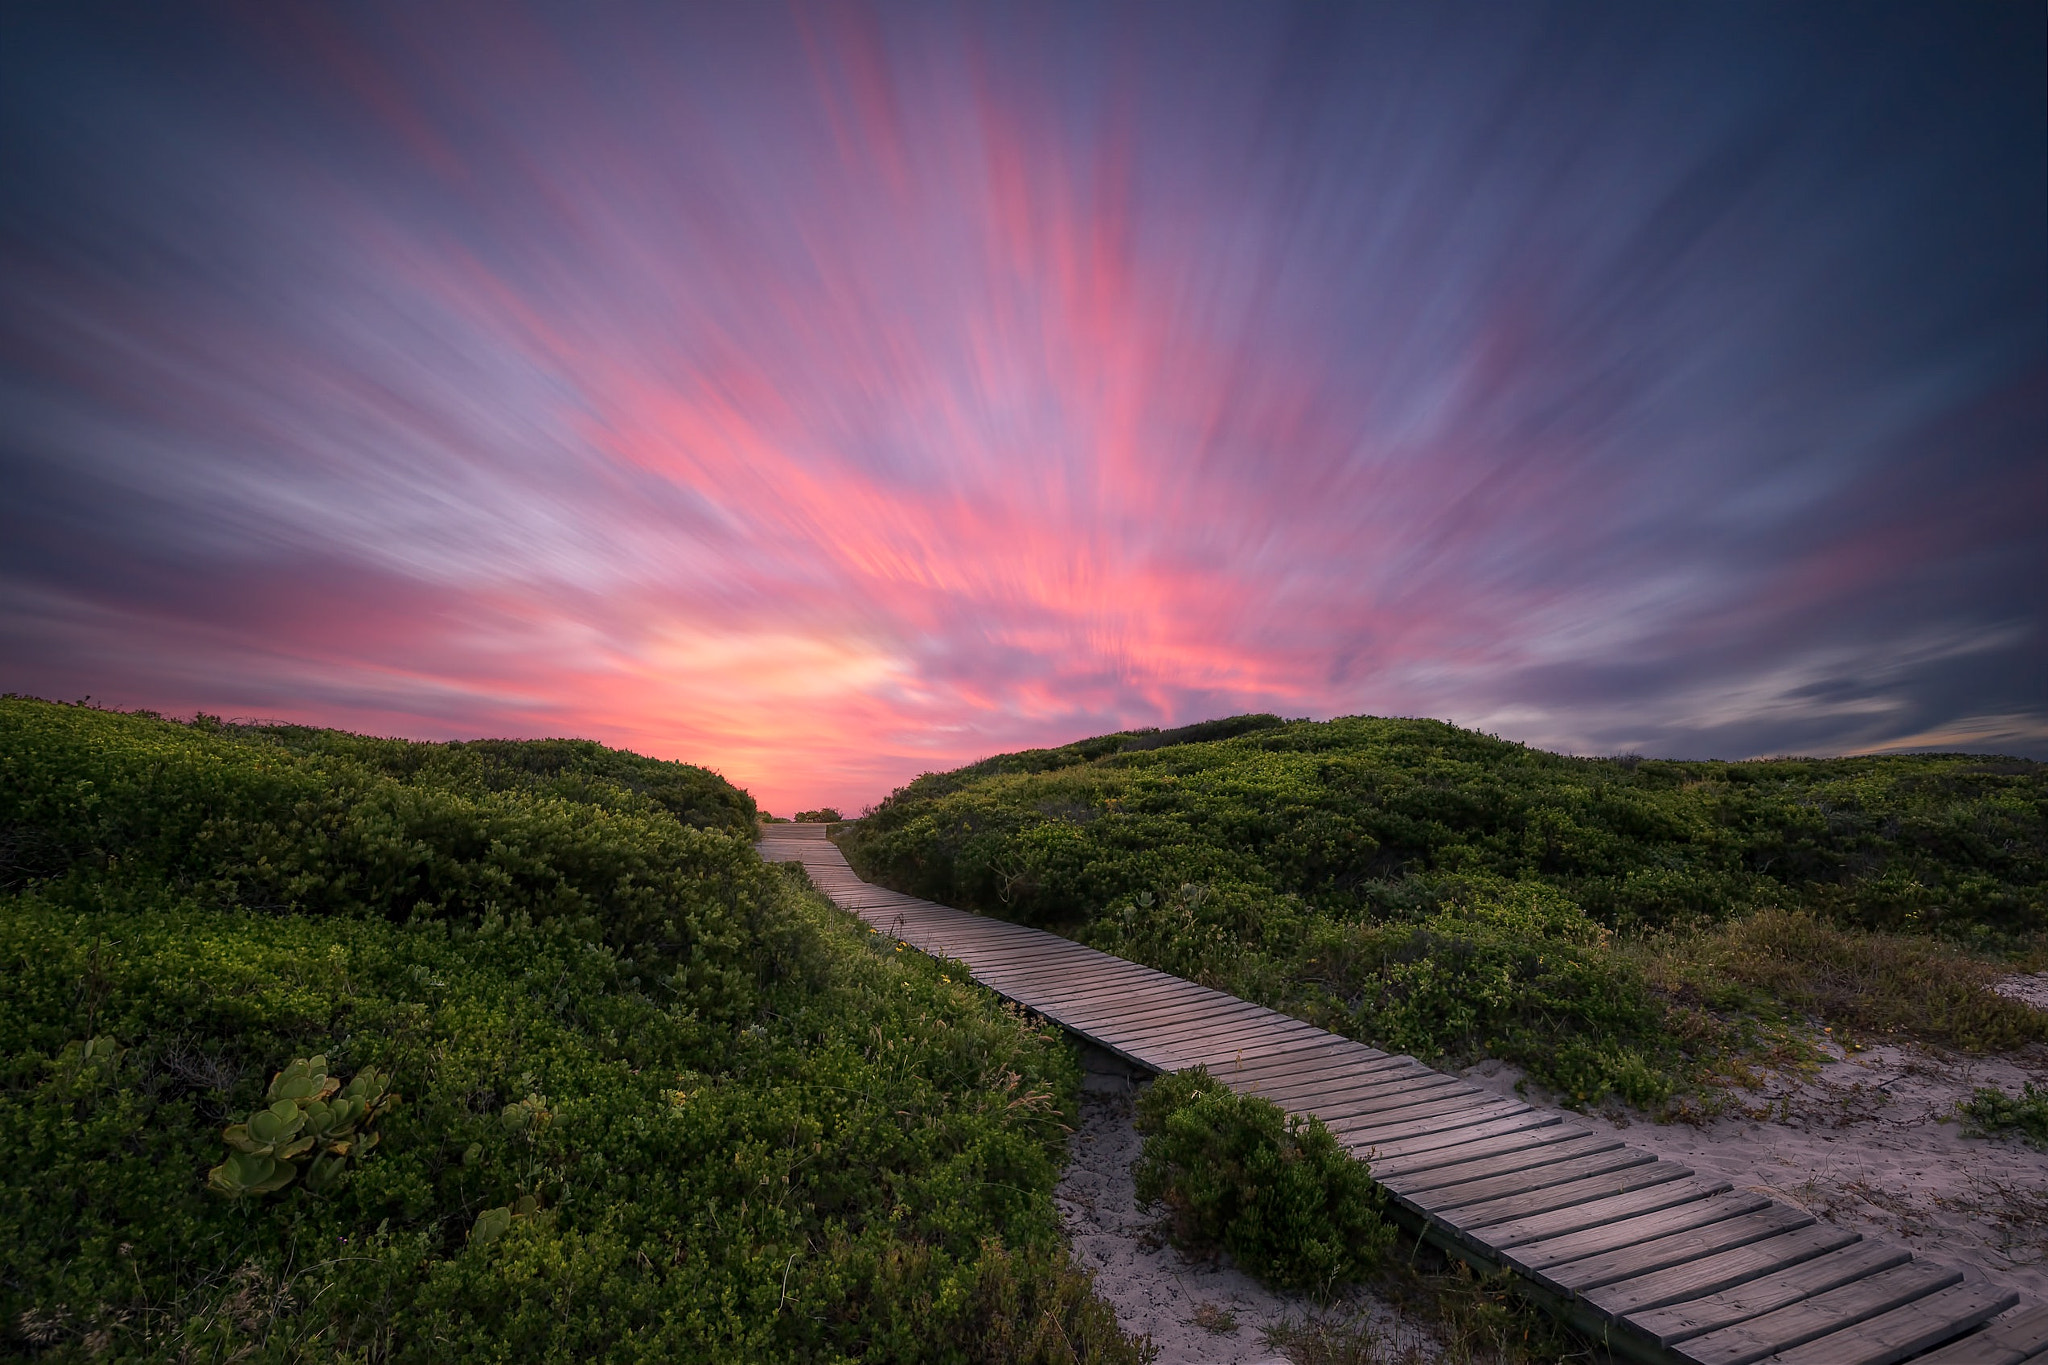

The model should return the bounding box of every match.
[841,715,2047,941]
[0,699,793,1017]
[1308,882,1675,1107]
[840,715,2047,1105]
[0,700,1147,1363]
[1959,1082,2048,1148]
[1134,1069,1391,1298]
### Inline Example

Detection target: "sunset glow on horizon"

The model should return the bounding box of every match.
[3,3,2043,814]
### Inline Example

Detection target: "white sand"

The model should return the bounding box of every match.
[1454,1039,2048,1301]
[1995,972,2048,1013]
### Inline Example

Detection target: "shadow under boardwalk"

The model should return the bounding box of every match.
[759,823,2040,1365]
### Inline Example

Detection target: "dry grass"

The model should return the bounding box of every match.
[1637,908,2048,1055]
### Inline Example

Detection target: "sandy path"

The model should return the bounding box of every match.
[1455,1040,2048,1301]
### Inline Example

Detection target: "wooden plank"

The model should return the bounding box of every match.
[1018,973,1264,1017]
[1671,1259,1960,1365]
[907,922,1077,949]
[1006,963,1228,1003]
[1254,1081,1467,1128]
[1319,1072,1494,1114]
[1913,1304,2048,1365]
[1368,1122,1599,1181]
[1067,998,1293,1048]
[1542,1203,1818,1295]
[946,933,1138,965]
[1260,1079,1469,1128]
[1338,1095,1532,1148]
[991,976,1231,1022]
[1437,1158,1691,1230]
[1381,1133,1628,1196]
[1210,1042,1410,1092]
[1354,1110,1564,1165]
[1265,1078,1475,1128]
[1230,1051,1410,1097]
[1503,1190,1776,1276]
[1086,1013,1333,1062]
[1205,1028,1385,1068]
[1248,1059,1448,1107]
[1330,1091,1523,1142]
[1120,1009,1332,1054]
[1482,1175,1734,1250]
[1579,1221,1858,1315]
[950,942,1127,972]
[1762,1282,2017,1365]
[984,970,1204,1013]
[1627,1240,1915,1347]
[1410,1146,1659,1213]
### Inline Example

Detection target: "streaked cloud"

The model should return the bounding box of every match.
[2,3,2041,811]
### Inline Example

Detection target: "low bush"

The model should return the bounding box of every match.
[842,715,2047,1106]
[0,700,1146,1363]
[1958,1082,2048,1148]
[1643,909,2048,1054]
[1133,1069,1391,1299]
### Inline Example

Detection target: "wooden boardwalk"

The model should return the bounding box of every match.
[759,823,2040,1365]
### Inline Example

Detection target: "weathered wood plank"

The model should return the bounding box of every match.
[1482,1176,1734,1250]
[1271,1079,1477,1129]
[1114,1009,1331,1053]
[1542,1203,1819,1295]
[1502,1189,1776,1277]
[1355,1110,1565,1165]
[1671,1259,1960,1365]
[1578,1220,1857,1315]
[1379,1132,1624,1195]
[1218,1049,1425,1099]
[1368,1122,1598,1182]
[1911,1304,2048,1365]
[1438,1159,1692,1230]
[1410,1146,1659,1214]
[1762,1281,2016,1365]
[1330,1091,1523,1143]
[1337,1095,1532,1148]
[989,974,1223,1017]
[1248,1059,1448,1105]
[1013,973,1261,1015]
[1264,1082,1472,1130]
[1229,1050,1409,1093]
[1068,1001,1301,1051]
[996,981,1242,1026]
[1627,1240,1914,1347]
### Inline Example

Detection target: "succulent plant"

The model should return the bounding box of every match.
[469,1194,542,1247]
[207,1150,297,1199]
[267,1055,339,1105]
[300,1150,349,1194]
[499,1096,550,1133]
[208,1055,401,1200]
[223,1100,314,1162]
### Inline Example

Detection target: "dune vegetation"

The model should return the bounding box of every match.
[0,699,1144,1364]
[839,714,2048,1110]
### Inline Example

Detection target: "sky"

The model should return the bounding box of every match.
[2,2,2043,814]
